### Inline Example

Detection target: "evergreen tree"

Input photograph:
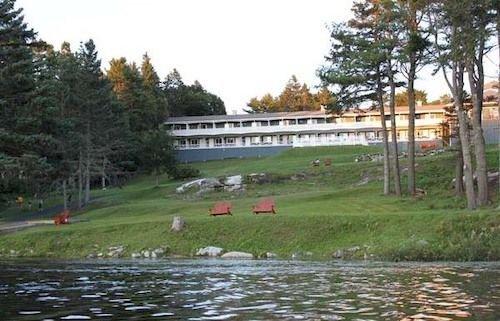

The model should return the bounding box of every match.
[140,53,167,127]
[0,0,46,201]
[162,69,226,116]
[246,76,329,113]
[140,129,176,187]
[319,2,392,195]
[394,89,428,106]
[278,75,302,111]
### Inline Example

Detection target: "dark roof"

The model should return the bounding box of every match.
[165,110,328,123]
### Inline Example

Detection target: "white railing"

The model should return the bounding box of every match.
[169,119,442,137]
[292,136,368,148]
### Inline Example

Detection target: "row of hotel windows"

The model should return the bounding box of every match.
[174,129,441,148]
[168,113,443,130]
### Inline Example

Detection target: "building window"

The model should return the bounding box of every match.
[225,137,235,145]
[384,115,391,121]
[242,121,252,127]
[201,123,213,129]
[355,116,364,122]
[241,137,246,146]
[179,140,186,147]
[262,136,272,144]
[174,124,187,130]
[316,118,326,124]
[205,138,210,147]
[415,114,422,119]
[287,119,297,125]
[189,123,198,129]
[298,118,308,125]
[215,138,222,146]
[260,121,269,126]
[251,136,260,145]
[189,138,199,147]
[215,122,225,128]
[270,120,280,126]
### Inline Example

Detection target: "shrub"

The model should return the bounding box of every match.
[170,166,200,180]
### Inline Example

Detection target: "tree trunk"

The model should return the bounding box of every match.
[78,152,83,210]
[407,58,417,196]
[456,103,476,209]
[156,174,159,188]
[388,64,401,196]
[62,179,68,210]
[101,158,106,190]
[84,123,91,204]
[455,140,464,197]
[377,74,391,195]
[467,64,488,206]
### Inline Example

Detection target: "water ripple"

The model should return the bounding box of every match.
[0,260,498,320]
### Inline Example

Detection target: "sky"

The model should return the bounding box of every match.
[17,0,499,114]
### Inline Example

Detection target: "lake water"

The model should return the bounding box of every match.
[0,259,498,320]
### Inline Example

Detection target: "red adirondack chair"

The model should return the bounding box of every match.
[252,198,276,214]
[209,201,232,216]
[54,210,70,225]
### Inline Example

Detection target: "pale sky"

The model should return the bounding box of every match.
[17,0,498,114]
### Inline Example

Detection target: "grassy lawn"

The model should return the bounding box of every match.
[0,145,498,261]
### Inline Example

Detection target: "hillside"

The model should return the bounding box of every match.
[0,145,499,261]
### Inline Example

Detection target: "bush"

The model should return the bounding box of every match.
[170,166,200,180]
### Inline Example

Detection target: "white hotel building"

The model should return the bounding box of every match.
[165,104,456,162]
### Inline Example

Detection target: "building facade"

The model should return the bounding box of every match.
[165,103,499,163]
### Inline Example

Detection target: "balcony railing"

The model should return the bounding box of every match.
[293,136,369,147]
[169,119,442,137]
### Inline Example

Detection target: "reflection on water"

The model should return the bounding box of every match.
[0,259,498,320]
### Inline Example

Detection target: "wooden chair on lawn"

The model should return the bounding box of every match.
[209,201,232,216]
[252,198,277,214]
[54,209,70,225]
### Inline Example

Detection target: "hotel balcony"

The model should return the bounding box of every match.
[169,118,443,137]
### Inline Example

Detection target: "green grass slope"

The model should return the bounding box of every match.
[0,145,499,261]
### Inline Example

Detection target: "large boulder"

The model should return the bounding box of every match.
[176,178,223,194]
[246,173,272,184]
[220,251,254,259]
[171,216,185,232]
[224,175,242,186]
[195,246,223,257]
[224,175,244,192]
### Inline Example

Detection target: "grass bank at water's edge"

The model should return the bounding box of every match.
[0,145,498,261]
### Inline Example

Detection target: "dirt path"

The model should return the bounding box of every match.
[0,197,100,234]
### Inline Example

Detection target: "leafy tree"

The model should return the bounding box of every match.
[394,89,428,106]
[277,75,303,111]
[246,76,333,113]
[319,3,392,195]
[397,0,431,196]
[163,69,226,116]
[461,0,496,206]
[140,53,167,126]
[107,57,129,99]
[246,94,277,113]
[428,0,476,209]
[140,129,176,187]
